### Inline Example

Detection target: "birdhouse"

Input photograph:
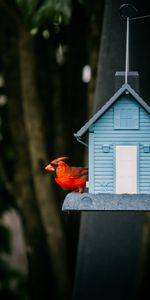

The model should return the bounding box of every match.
[62,8,150,212]
[75,80,150,194]
[62,72,150,211]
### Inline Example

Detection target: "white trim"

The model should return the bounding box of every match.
[89,132,94,193]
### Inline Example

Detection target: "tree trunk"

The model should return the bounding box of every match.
[4,31,55,299]
[18,24,70,299]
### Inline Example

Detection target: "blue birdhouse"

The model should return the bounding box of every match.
[74,80,150,195]
[62,72,150,212]
[62,13,150,212]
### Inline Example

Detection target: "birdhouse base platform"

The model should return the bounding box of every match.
[62,192,150,211]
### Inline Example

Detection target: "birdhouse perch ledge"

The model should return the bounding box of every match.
[62,192,150,212]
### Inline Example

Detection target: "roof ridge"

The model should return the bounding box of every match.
[74,83,150,138]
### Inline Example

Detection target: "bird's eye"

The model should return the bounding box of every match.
[51,163,54,166]
[51,162,58,168]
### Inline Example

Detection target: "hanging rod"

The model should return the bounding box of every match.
[119,4,150,85]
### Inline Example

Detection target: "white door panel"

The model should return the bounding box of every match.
[116,145,137,194]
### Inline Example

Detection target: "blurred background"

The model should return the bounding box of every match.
[0,1,150,300]
[0,1,104,299]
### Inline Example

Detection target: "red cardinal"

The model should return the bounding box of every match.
[45,157,88,192]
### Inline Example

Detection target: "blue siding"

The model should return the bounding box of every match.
[89,94,150,193]
[139,144,150,193]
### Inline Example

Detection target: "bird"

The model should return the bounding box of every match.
[45,156,88,193]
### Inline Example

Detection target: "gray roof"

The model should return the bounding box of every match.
[74,83,150,138]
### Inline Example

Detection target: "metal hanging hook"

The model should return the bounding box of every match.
[119,3,150,21]
[119,4,138,20]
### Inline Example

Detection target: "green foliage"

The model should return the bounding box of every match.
[16,0,72,27]
[33,0,72,26]
[16,0,39,15]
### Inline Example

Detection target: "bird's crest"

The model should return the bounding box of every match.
[51,157,69,164]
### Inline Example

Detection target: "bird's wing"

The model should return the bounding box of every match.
[66,167,88,179]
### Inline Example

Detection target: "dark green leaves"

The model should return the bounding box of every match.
[34,0,72,26]
[16,0,39,13]
[16,0,72,27]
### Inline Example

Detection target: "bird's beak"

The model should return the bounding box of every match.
[45,164,54,172]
